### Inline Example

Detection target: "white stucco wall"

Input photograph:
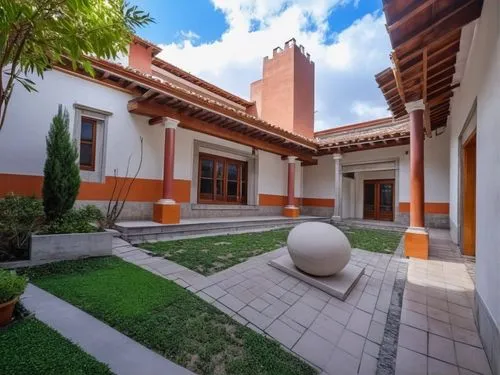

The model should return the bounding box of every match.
[0,69,164,180]
[257,151,302,198]
[448,0,500,328]
[302,155,335,199]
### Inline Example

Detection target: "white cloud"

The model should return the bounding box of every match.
[351,100,390,121]
[178,30,200,42]
[157,0,392,131]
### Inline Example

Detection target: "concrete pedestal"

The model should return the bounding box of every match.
[404,227,429,259]
[153,203,180,224]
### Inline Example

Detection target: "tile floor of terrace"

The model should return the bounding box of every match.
[112,229,492,375]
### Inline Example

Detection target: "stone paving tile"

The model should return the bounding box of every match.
[195,291,215,304]
[338,329,365,359]
[346,308,372,337]
[428,358,460,375]
[367,320,385,345]
[451,325,482,348]
[322,302,351,325]
[238,306,273,330]
[268,285,287,298]
[429,333,456,365]
[293,330,336,369]
[203,285,226,299]
[280,290,301,305]
[428,317,453,339]
[248,297,269,312]
[299,293,328,311]
[284,301,319,328]
[325,347,359,375]
[218,293,245,312]
[398,324,428,355]
[278,315,306,334]
[401,308,429,331]
[372,309,388,325]
[265,319,302,349]
[358,352,377,375]
[309,313,344,346]
[212,301,235,317]
[364,340,381,359]
[455,342,492,375]
[395,347,428,375]
[357,292,377,314]
[261,300,289,320]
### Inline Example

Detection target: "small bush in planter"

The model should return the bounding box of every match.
[41,205,104,235]
[0,269,28,326]
[0,195,44,261]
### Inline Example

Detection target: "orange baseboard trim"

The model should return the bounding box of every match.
[0,173,191,203]
[399,202,449,215]
[283,206,300,218]
[302,198,335,207]
[259,194,334,208]
[404,229,429,259]
[153,203,181,224]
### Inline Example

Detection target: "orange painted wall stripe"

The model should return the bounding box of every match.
[399,202,449,215]
[302,198,335,207]
[0,173,191,203]
[259,194,334,207]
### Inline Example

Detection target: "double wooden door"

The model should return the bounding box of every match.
[363,179,395,221]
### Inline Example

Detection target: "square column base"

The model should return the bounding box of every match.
[404,227,429,259]
[283,206,300,218]
[153,202,180,224]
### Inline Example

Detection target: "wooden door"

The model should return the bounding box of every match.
[363,179,395,221]
[462,132,476,256]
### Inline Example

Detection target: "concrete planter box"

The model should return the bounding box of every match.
[30,231,113,262]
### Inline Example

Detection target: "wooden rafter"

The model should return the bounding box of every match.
[391,52,406,103]
[387,0,438,32]
[422,47,432,138]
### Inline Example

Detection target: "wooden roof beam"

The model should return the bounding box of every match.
[391,52,406,103]
[128,100,317,162]
[398,32,460,67]
[387,0,438,32]
[392,0,483,51]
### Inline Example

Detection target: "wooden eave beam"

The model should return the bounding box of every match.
[128,100,317,162]
[387,0,438,32]
[392,0,483,52]
[398,33,460,67]
[391,52,406,103]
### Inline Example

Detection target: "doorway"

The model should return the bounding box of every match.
[462,132,476,256]
[363,179,395,221]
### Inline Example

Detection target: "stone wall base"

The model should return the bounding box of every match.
[474,290,500,375]
[395,212,450,229]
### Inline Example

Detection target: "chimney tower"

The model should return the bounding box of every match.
[250,38,315,138]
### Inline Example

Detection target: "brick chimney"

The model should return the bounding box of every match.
[128,36,161,74]
[250,38,315,138]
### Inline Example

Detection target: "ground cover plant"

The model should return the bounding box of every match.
[0,318,111,375]
[141,229,290,275]
[23,257,316,375]
[343,228,402,254]
[140,227,402,275]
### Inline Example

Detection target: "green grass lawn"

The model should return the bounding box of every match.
[0,318,111,375]
[22,257,315,375]
[141,229,289,275]
[140,227,402,275]
[343,228,402,254]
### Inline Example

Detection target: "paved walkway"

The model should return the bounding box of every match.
[394,230,492,375]
[114,229,493,375]
[22,284,194,375]
[113,237,406,374]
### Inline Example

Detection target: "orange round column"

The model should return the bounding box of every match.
[407,101,425,228]
[163,126,176,200]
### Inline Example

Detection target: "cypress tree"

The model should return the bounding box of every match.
[42,105,81,221]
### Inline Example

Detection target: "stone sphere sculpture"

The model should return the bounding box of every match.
[287,222,351,277]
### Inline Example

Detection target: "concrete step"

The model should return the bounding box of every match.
[116,217,329,244]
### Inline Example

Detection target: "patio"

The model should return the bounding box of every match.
[113,228,492,374]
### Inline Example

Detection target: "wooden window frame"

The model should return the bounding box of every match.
[79,116,97,171]
[198,153,248,205]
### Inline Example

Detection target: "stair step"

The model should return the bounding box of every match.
[116,217,329,244]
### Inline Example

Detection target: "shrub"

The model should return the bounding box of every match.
[0,195,44,261]
[42,205,104,235]
[42,105,81,221]
[0,270,28,304]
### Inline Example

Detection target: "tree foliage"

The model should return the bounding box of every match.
[43,105,81,221]
[0,0,153,130]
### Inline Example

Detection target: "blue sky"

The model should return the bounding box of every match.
[131,0,391,130]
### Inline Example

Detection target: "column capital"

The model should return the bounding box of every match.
[287,156,297,163]
[333,153,343,161]
[163,117,179,129]
[405,99,425,113]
